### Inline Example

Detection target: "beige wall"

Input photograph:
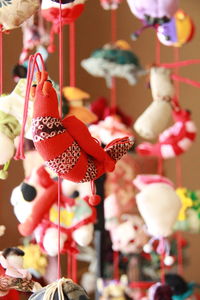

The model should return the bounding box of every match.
[0,0,200,283]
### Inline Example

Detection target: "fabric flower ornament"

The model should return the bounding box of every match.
[81,40,144,87]
[157,10,195,47]
[134,67,174,140]
[99,0,123,10]
[41,0,86,52]
[18,244,48,278]
[11,166,96,256]
[89,115,134,145]
[137,105,197,159]
[0,0,39,31]
[176,188,193,221]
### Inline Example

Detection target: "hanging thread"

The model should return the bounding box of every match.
[0,25,3,95]
[69,22,76,87]
[113,251,120,280]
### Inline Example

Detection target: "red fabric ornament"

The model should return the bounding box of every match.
[31,71,134,184]
[41,0,86,52]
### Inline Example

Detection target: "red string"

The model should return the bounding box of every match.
[110,10,117,114]
[0,25,3,95]
[157,156,163,176]
[14,53,45,160]
[72,252,77,282]
[172,74,200,88]
[113,251,120,280]
[155,37,161,65]
[57,0,64,279]
[69,22,76,87]
[111,10,117,43]
[160,59,200,69]
[176,232,184,275]
[67,253,72,278]
[160,252,165,284]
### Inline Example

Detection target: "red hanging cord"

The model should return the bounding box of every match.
[69,22,76,87]
[57,0,64,279]
[72,251,77,283]
[113,251,120,280]
[155,37,161,65]
[0,25,3,95]
[160,59,200,68]
[176,232,184,275]
[14,53,44,160]
[67,253,72,278]
[110,9,117,114]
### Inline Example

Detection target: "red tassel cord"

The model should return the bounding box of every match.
[0,25,3,95]
[69,22,76,87]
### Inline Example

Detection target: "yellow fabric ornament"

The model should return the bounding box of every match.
[176,188,193,221]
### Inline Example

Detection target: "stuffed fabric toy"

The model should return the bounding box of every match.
[29,278,89,300]
[127,0,179,25]
[99,0,122,10]
[0,0,39,31]
[157,10,195,47]
[134,67,174,140]
[137,105,197,159]
[19,15,50,64]
[25,71,134,204]
[0,247,41,296]
[89,116,134,145]
[133,174,181,237]
[11,166,96,256]
[41,0,86,52]
[81,40,144,87]
[108,214,148,253]
[144,282,173,300]
[0,79,33,179]
[97,276,128,300]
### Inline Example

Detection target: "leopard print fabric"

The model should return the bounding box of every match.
[45,141,81,175]
[32,116,66,142]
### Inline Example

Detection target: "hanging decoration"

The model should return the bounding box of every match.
[134,66,174,140]
[133,174,181,265]
[81,40,145,87]
[11,166,96,256]
[99,0,123,10]
[157,10,195,47]
[41,0,86,52]
[136,103,197,159]
[29,278,89,300]
[0,247,42,296]
[0,0,39,31]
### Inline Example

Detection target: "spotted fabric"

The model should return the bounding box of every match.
[80,158,97,182]
[32,116,65,142]
[105,138,133,161]
[45,142,81,175]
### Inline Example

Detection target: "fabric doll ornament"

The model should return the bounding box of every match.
[29,278,89,300]
[134,67,174,140]
[145,282,173,300]
[157,10,195,47]
[99,0,123,10]
[133,174,181,265]
[127,0,179,40]
[137,103,197,159]
[0,0,39,31]
[16,55,134,205]
[81,40,145,87]
[97,276,128,300]
[89,115,134,145]
[11,166,96,256]
[0,247,42,296]
[41,0,86,53]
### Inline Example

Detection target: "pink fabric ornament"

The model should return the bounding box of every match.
[137,106,197,159]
